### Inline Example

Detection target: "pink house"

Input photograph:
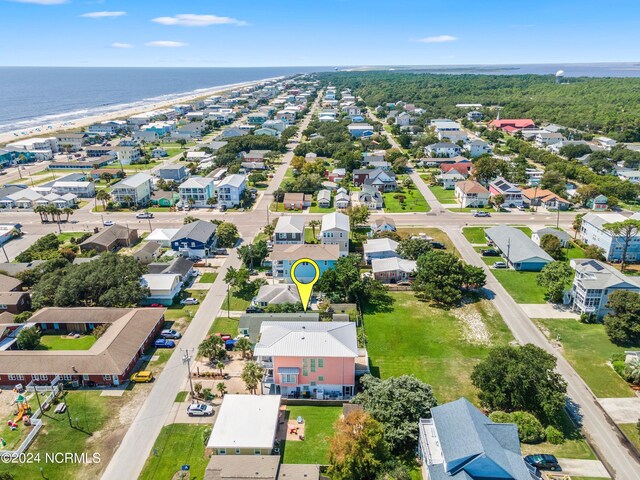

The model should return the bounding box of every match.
[254,321,361,400]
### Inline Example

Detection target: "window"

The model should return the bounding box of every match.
[33,375,48,381]
[254,449,261,455]
[62,375,73,381]
[318,376,324,382]
[310,381,316,386]
[8,374,24,381]
[219,449,226,455]
[235,449,241,455]
[280,373,297,384]
[318,359,324,368]
[103,375,111,381]
[310,358,316,372]
[83,375,90,380]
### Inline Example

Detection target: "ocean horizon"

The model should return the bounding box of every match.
[1,62,640,134]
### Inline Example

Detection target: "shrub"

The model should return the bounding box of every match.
[545,425,564,445]
[611,352,626,363]
[489,411,512,424]
[510,411,546,444]
[201,426,212,446]
[612,360,627,377]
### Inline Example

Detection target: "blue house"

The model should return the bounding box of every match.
[485,225,553,271]
[350,115,365,122]
[347,123,374,139]
[419,398,533,479]
[170,220,218,258]
[270,244,340,283]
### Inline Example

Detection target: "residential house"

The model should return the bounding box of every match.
[255,322,360,399]
[424,143,461,158]
[247,113,269,125]
[132,130,159,143]
[147,257,195,282]
[141,273,182,306]
[342,105,361,116]
[587,194,609,211]
[146,228,179,248]
[110,173,153,206]
[56,133,88,152]
[347,123,374,138]
[485,225,553,271]
[418,398,532,480]
[115,146,141,165]
[87,121,125,135]
[532,227,572,248]
[334,188,350,209]
[151,190,179,207]
[216,174,247,208]
[567,259,640,319]
[179,176,216,208]
[535,132,565,147]
[465,139,492,158]
[262,120,287,133]
[0,307,166,387]
[270,244,340,282]
[282,192,311,210]
[489,177,524,208]
[364,238,399,263]
[395,112,412,126]
[205,395,281,456]
[273,216,305,245]
[254,127,279,137]
[321,212,350,256]
[371,216,396,234]
[521,188,571,210]
[437,172,466,190]
[352,168,396,192]
[525,168,544,186]
[372,257,416,283]
[466,111,483,121]
[252,285,301,309]
[157,164,187,181]
[578,212,640,262]
[79,224,138,253]
[170,220,218,258]
[174,122,204,139]
[216,127,249,140]
[488,119,536,132]
[455,180,490,208]
[238,313,319,343]
[328,168,346,183]
[48,180,95,198]
[0,291,31,314]
[352,185,383,209]
[243,150,270,163]
[595,136,617,150]
[132,241,162,264]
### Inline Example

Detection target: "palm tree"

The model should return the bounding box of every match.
[216,382,227,398]
[241,361,265,395]
[34,205,47,223]
[96,190,111,211]
[309,220,321,241]
[206,197,216,209]
[215,360,225,376]
[187,197,196,209]
[63,207,74,222]
[123,195,134,208]
[235,337,253,359]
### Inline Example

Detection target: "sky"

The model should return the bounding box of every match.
[1,0,639,67]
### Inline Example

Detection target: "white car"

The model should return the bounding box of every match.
[187,403,214,417]
[180,297,199,305]
[103,220,115,226]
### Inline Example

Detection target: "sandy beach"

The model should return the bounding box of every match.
[0,75,285,146]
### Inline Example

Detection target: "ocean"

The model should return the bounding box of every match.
[1,63,640,134]
[0,66,328,134]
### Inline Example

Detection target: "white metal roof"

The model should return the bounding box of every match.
[274,215,305,235]
[371,257,416,274]
[141,273,180,291]
[364,238,399,255]
[321,211,349,232]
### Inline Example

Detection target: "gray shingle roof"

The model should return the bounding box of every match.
[171,220,217,244]
[485,226,553,265]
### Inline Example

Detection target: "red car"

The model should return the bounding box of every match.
[149,303,162,308]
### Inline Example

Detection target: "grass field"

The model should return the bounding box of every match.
[56,231,86,244]
[174,391,188,402]
[536,318,636,398]
[39,334,97,350]
[222,291,251,311]
[520,411,595,460]
[462,226,489,244]
[492,269,547,304]
[304,227,319,243]
[396,227,459,256]
[139,424,210,480]
[164,289,208,323]
[364,292,513,403]
[383,187,430,213]
[281,406,341,464]
[429,185,457,204]
[309,201,335,213]
[198,272,218,283]
[619,423,640,451]
[209,317,239,335]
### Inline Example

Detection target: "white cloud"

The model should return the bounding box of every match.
[416,35,458,44]
[151,14,248,27]
[111,43,133,49]
[145,41,188,48]
[8,0,68,4]
[81,11,127,18]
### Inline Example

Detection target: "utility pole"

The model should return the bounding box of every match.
[1,244,9,263]
[181,348,195,396]
[227,283,231,319]
[556,207,560,229]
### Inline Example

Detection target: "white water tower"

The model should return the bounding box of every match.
[555,70,565,83]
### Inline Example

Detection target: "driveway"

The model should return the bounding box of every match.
[598,397,640,423]
[520,304,581,319]
[1,234,43,261]
[557,458,611,477]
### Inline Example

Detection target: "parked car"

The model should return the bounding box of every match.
[187,403,214,417]
[149,303,163,308]
[430,241,446,249]
[517,205,526,211]
[154,339,176,348]
[219,205,227,212]
[246,306,264,313]
[265,270,273,277]
[493,261,508,269]
[180,297,199,305]
[524,454,560,471]
[103,220,115,226]
[130,371,153,383]
[214,248,228,255]
[481,249,499,257]
[160,329,182,339]
[136,212,154,219]
[473,211,491,217]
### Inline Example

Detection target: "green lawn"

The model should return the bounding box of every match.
[383,187,430,213]
[174,391,188,402]
[281,406,341,464]
[429,185,457,203]
[198,272,218,283]
[39,334,97,350]
[365,292,512,403]
[0,391,120,480]
[304,227,319,243]
[309,201,335,213]
[139,424,210,480]
[396,227,459,256]
[56,232,86,244]
[536,318,637,398]
[222,291,250,311]
[566,242,586,260]
[462,226,489,245]
[619,423,640,451]
[209,316,239,335]
[520,411,595,460]
[492,270,547,304]
[164,289,208,322]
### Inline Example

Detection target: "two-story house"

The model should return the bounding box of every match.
[110,173,153,206]
[170,220,218,258]
[567,259,640,319]
[352,169,396,192]
[178,176,216,208]
[424,142,461,158]
[320,212,350,256]
[489,177,524,208]
[579,212,640,262]
[273,216,305,245]
[270,244,339,283]
[216,174,246,208]
[255,321,360,399]
[454,180,490,208]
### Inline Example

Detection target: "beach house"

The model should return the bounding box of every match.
[216,174,246,208]
[270,244,339,283]
[578,212,640,262]
[110,173,153,207]
[170,220,218,258]
[178,176,216,208]
[320,212,350,256]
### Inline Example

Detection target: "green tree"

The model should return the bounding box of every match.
[237,240,268,269]
[603,219,640,272]
[604,290,640,346]
[471,344,567,422]
[198,336,227,363]
[17,326,41,350]
[96,189,111,211]
[241,361,265,394]
[216,382,227,397]
[472,157,509,185]
[396,237,431,260]
[308,219,321,240]
[540,234,564,260]
[235,336,253,359]
[536,261,574,303]
[353,374,437,454]
[540,170,566,196]
[216,222,240,248]
[346,204,370,231]
[328,410,390,480]
[183,216,197,224]
[583,244,606,261]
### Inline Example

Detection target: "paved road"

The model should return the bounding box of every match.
[100,94,321,480]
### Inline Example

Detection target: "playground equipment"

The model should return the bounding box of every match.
[8,394,32,429]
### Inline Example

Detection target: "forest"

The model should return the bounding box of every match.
[316,71,640,141]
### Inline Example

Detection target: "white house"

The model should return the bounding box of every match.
[216,174,247,208]
[141,273,182,306]
[252,284,301,308]
[334,188,350,209]
[51,181,95,198]
[465,140,492,158]
[371,257,416,283]
[321,212,350,256]
[437,172,466,190]
[178,176,216,208]
[424,143,461,158]
[363,238,399,264]
[115,146,141,165]
[578,212,640,262]
[535,132,565,147]
[454,181,490,208]
[111,173,153,206]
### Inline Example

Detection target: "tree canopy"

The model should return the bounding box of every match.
[604,290,640,346]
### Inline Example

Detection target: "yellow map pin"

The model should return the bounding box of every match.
[290,258,320,312]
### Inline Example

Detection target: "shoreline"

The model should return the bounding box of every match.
[0,75,286,146]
